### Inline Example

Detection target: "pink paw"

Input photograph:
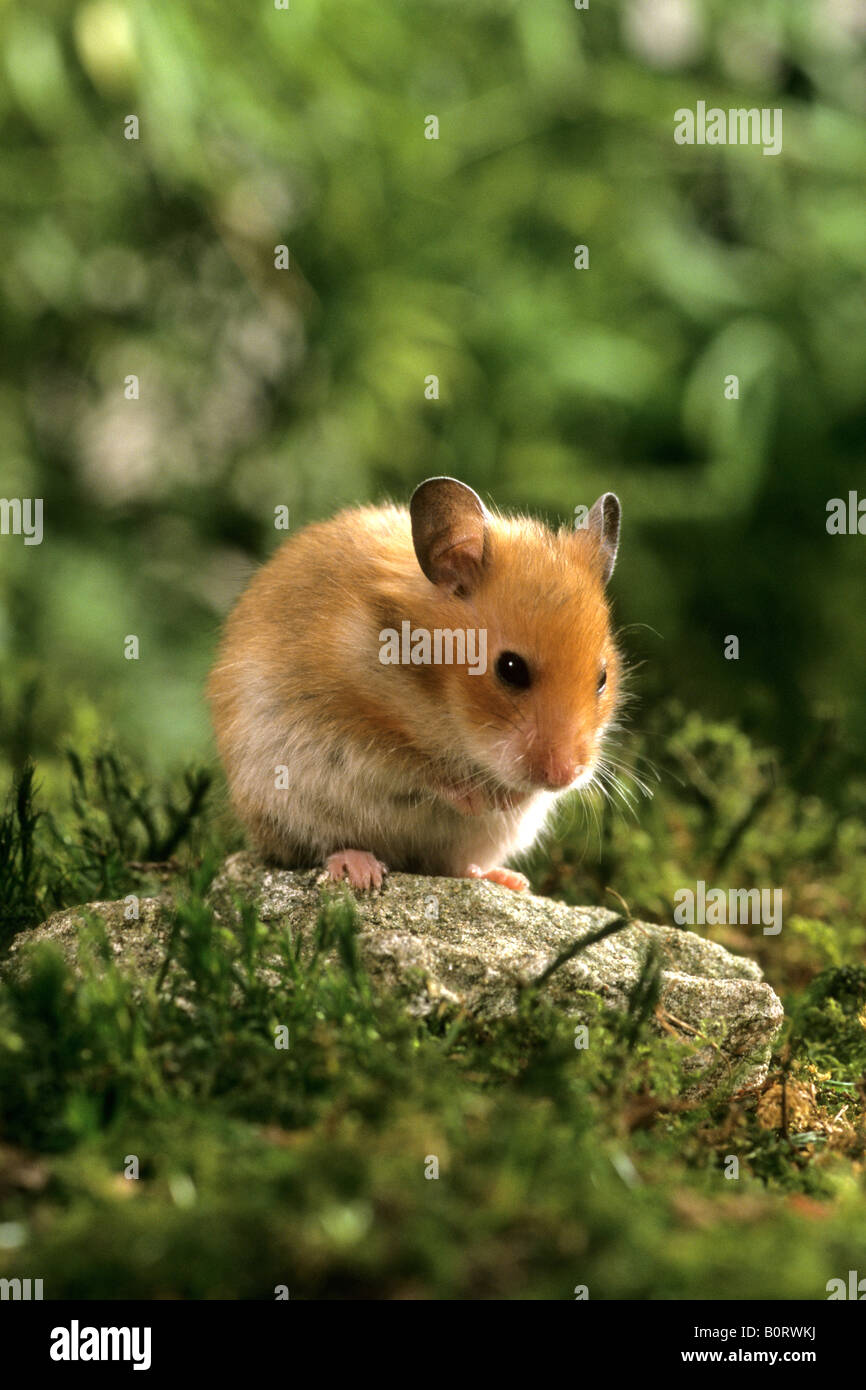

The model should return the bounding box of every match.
[325,849,388,891]
[465,864,529,892]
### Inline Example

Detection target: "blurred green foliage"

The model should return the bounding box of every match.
[1,0,865,771]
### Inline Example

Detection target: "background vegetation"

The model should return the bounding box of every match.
[0,0,864,1299]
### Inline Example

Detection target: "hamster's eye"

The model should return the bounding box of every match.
[597,663,607,694]
[495,651,531,690]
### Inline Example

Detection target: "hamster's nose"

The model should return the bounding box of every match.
[531,738,593,789]
[537,758,582,790]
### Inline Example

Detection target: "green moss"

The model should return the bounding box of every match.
[0,707,864,1297]
[790,965,866,1075]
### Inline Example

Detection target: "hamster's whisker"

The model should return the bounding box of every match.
[596,761,639,799]
[591,763,643,823]
[598,750,656,799]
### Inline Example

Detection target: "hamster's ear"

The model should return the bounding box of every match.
[586,492,621,583]
[410,477,489,596]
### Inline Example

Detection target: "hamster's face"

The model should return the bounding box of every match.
[408,478,623,803]
[445,533,620,796]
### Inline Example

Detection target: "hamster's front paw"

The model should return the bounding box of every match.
[464,864,529,892]
[324,849,388,891]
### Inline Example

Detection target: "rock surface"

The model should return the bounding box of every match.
[4,852,783,1096]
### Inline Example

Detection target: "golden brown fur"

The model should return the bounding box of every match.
[208,483,621,879]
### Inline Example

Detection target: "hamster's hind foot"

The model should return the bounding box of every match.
[465,864,529,892]
[324,849,388,891]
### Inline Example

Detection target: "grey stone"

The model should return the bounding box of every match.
[4,852,783,1096]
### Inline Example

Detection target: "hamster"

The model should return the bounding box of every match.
[207,477,622,892]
